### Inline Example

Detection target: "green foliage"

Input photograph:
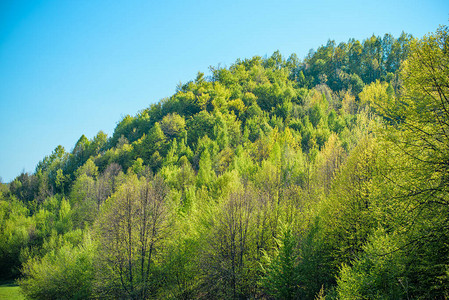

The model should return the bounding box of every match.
[196,149,215,188]
[6,28,448,299]
[69,174,96,227]
[19,231,95,300]
[94,175,170,299]
[74,158,98,179]
[260,224,301,299]
[0,199,33,279]
[370,25,449,298]
[201,187,260,299]
[297,218,335,299]
[160,113,186,138]
[160,231,201,299]
[336,229,405,299]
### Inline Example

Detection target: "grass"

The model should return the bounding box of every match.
[0,281,25,300]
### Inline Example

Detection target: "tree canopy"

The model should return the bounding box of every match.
[1,26,449,299]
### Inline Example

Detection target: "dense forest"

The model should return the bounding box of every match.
[1,25,448,299]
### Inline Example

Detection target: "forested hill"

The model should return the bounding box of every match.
[28,31,412,183]
[1,26,448,299]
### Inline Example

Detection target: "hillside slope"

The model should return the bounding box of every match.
[1,27,448,299]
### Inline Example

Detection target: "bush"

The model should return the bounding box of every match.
[19,232,95,300]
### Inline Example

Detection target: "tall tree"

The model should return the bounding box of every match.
[374,25,449,298]
[95,175,169,299]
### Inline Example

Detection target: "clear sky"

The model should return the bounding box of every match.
[0,0,448,182]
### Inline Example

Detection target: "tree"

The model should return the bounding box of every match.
[359,80,389,110]
[89,131,108,156]
[373,25,449,298]
[187,111,216,148]
[160,113,186,139]
[313,133,347,194]
[95,175,169,299]
[0,198,33,280]
[75,158,99,179]
[9,172,39,203]
[95,163,122,209]
[336,229,405,299]
[1,30,427,298]
[19,231,95,300]
[201,187,257,299]
[70,173,96,227]
[321,137,378,268]
[260,224,301,300]
[196,148,215,188]
[70,134,92,172]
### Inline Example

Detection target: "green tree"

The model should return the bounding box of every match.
[201,187,257,299]
[260,224,301,300]
[160,113,186,139]
[95,175,169,299]
[0,198,33,280]
[373,25,449,298]
[336,229,405,299]
[19,231,95,300]
[69,173,96,227]
[321,137,378,269]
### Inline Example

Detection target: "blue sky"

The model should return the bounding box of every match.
[0,0,448,182]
